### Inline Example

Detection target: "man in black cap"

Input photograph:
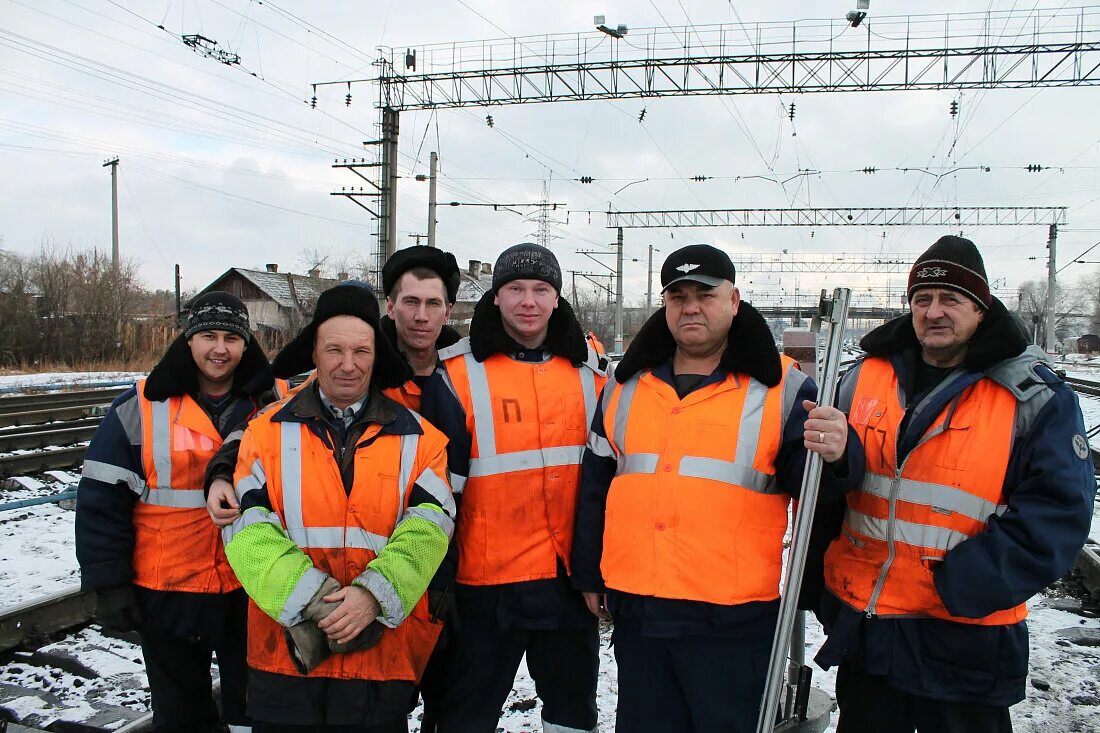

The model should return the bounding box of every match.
[811,236,1096,732]
[420,242,608,733]
[381,245,462,411]
[220,282,455,732]
[570,244,860,732]
[76,291,277,732]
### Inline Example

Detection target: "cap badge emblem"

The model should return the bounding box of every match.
[675,263,700,273]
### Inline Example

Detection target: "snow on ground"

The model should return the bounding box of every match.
[0,369,1097,730]
[0,372,142,392]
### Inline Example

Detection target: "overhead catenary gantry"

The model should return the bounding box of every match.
[317,6,1100,283]
[606,206,1068,229]
[372,7,1100,110]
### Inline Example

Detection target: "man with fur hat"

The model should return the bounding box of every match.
[570,244,861,732]
[76,291,276,732]
[380,245,463,411]
[420,242,608,733]
[220,281,455,732]
[811,235,1095,732]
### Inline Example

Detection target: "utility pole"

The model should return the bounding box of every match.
[103,157,119,271]
[174,264,182,327]
[1046,223,1058,353]
[379,107,400,268]
[646,244,654,318]
[615,227,624,352]
[427,151,438,247]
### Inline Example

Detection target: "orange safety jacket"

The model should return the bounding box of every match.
[240,412,447,681]
[384,378,424,412]
[438,337,607,585]
[131,378,241,593]
[824,356,1027,625]
[596,357,802,605]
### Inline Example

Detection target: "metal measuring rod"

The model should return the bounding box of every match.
[756,287,852,733]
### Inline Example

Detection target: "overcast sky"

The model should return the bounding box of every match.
[3,0,1100,311]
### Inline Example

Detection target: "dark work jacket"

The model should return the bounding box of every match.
[570,302,863,638]
[74,333,275,639]
[810,297,1097,707]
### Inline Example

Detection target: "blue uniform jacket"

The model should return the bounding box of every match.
[814,320,1097,707]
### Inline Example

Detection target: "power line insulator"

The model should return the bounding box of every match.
[486,114,494,128]
[579,176,594,183]
[788,102,796,121]
[1026,164,1043,172]
[691,175,710,182]
[949,100,959,117]
[861,167,878,174]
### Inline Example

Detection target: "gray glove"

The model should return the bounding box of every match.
[329,619,384,654]
[283,576,341,675]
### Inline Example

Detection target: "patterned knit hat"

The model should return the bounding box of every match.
[492,242,562,293]
[185,291,251,341]
[907,235,992,310]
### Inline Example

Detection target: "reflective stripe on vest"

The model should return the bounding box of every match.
[462,352,597,477]
[141,392,211,506]
[278,421,420,552]
[610,373,779,494]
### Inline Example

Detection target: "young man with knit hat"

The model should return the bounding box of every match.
[810,235,1096,732]
[76,291,278,732]
[420,243,608,733]
[220,282,455,731]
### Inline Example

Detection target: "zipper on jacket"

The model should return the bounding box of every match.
[863,385,956,617]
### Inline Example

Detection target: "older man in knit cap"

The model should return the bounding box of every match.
[221,282,455,732]
[76,291,278,732]
[420,243,608,733]
[811,235,1096,733]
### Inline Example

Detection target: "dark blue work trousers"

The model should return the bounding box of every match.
[434,621,599,732]
[612,625,772,733]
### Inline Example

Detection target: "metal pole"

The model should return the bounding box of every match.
[615,227,624,352]
[756,288,851,733]
[103,158,119,271]
[646,243,654,318]
[1045,223,1058,353]
[379,107,400,273]
[427,151,438,247]
[174,264,182,328]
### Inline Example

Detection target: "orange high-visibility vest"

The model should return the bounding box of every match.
[274,378,292,398]
[596,358,801,605]
[131,379,240,593]
[238,411,448,681]
[438,337,607,585]
[824,357,1027,625]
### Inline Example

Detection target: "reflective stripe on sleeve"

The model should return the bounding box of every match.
[448,472,467,494]
[586,431,615,459]
[414,467,456,517]
[278,566,328,627]
[82,459,146,495]
[235,458,266,501]
[222,506,284,545]
[402,505,456,538]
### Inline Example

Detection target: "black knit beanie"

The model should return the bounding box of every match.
[492,242,562,293]
[907,235,992,310]
[185,291,251,341]
[382,246,461,304]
